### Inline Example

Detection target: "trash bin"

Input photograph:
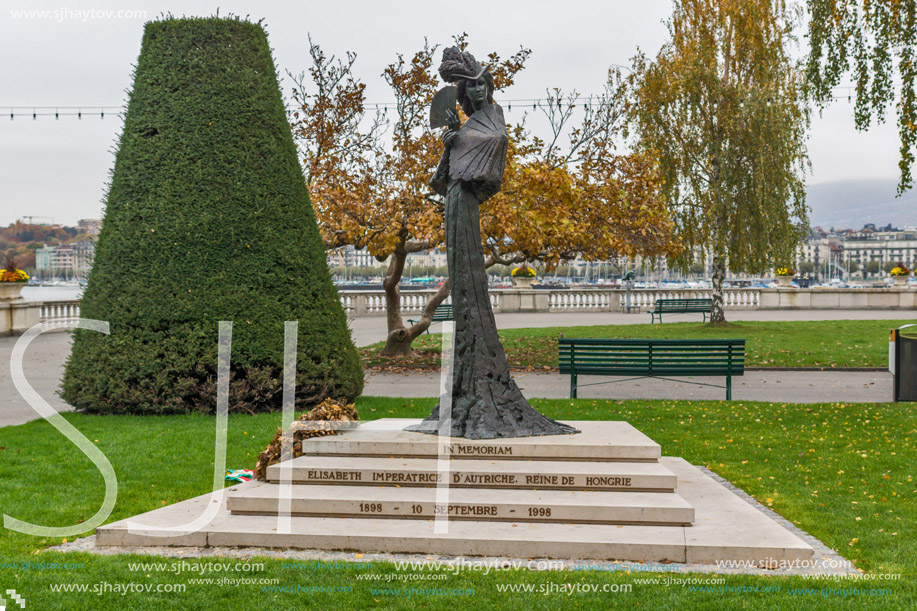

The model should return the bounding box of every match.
[890,325,917,401]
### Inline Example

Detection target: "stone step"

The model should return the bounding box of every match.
[95,458,815,565]
[208,515,689,562]
[264,456,677,492]
[299,418,661,462]
[226,482,695,525]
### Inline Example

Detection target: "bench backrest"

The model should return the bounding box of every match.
[432,304,453,320]
[653,298,713,312]
[558,338,745,375]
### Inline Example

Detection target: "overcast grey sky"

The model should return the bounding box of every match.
[0,0,902,226]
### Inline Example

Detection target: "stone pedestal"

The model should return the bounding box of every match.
[0,300,42,335]
[96,419,815,564]
[0,282,26,300]
[497,289,549,313]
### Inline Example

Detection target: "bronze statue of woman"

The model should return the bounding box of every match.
[406,47,578,439]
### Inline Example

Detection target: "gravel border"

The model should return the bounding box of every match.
[693,465,859,576]
[365,366,887,373]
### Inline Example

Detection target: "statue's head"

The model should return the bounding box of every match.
[438,46,494,116]
[456,73,494,116]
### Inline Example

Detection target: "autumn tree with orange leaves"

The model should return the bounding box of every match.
[290,36,678,356]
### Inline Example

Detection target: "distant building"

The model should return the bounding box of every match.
[326,246,447,270]
[841,227,917,273]
[35,245,55,271]
[793,225,917,278]
[796,227,843,275]
[77,218,102,236]
[35,240,96,276]
[326,245,385,268]
[405,248,447,268]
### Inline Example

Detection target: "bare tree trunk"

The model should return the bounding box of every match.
[379,246,452,357]
[710,253,727,323]
[379,248,410,356]
[376,239,523,357]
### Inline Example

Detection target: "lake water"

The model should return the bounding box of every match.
[21,286,84,302]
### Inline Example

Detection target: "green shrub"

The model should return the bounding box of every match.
[61,16,363,414]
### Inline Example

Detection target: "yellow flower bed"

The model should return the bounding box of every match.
[775,267,795,277]
[0,268,29,283]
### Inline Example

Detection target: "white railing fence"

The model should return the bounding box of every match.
[339,288,758,316]
[33,290,761,325]
[39,300,81,329]
[548,291,614,312]
[610,288,760,311]
[339,291,499,316]
[51,286,917,324]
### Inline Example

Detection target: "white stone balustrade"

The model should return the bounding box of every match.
[335,288,760,315]
[26,286,917,334]
[614,289,760,311]
[339,291,500,316]
[38,300,82,331]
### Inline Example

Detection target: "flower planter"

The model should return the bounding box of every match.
[0,282,26,301]
[776,276,795,287]
[512,276,534,289]
[894,276,908,286]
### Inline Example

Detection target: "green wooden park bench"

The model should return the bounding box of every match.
[407,303,453,334]
[650,298,713,323]
[558,337,745,400]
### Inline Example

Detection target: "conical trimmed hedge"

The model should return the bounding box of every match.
[61,17,363,414]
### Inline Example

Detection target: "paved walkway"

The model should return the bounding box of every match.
[348,309,916,346]
[0,308,908,428]
[0,331,72,428]
[364,370,891,403]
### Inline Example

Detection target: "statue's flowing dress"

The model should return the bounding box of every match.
[406,103,578,439]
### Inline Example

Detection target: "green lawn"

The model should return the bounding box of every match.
[0,397,912,609]
[361,319,917,369]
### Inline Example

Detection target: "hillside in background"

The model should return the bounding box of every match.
[806,178,917,230]
[0,222,86,269]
